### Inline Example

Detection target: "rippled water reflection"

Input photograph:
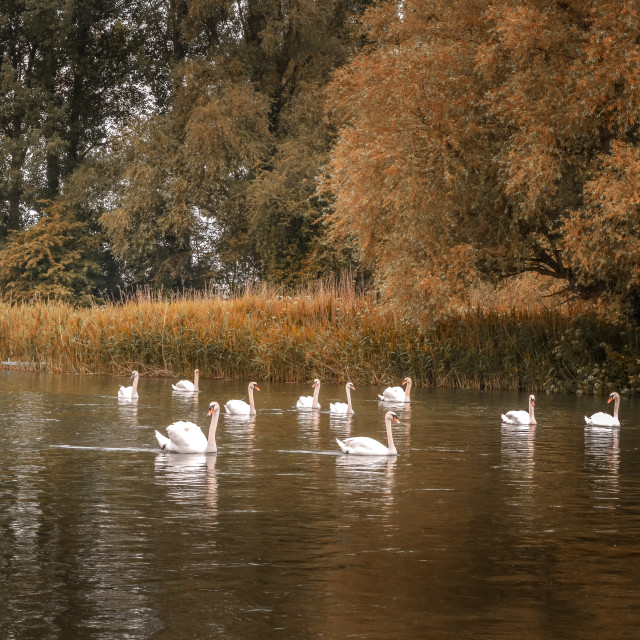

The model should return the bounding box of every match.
[2,371,640,639]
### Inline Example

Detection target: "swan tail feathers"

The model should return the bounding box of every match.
[377,394,384,401]
[500,414,509,423]
[155,430,170,450]
[336,438,349,454]
[585,416,592,425]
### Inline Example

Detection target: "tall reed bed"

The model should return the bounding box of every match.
[1,284,639,393]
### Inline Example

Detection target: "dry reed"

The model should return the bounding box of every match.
[1,282,638,393]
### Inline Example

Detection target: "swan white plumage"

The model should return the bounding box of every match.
[378,377,412,403]
[501,394,537,425]
[155,401,221,453]
[172,369,199,393]
[330,382,355,414]
[336,410,399,455]
[224,381,260,415]
[297,378,321,409]
[585,392,621,427]
[118,370,139,400]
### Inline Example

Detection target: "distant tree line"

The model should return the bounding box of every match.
[1,0,640,323]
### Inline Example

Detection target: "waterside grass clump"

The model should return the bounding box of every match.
[1,284,639,394]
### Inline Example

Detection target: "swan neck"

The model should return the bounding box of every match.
[386,415,397,454]
[613,395,620,419]
[529,399,535,422]
[248,385,256,414]
[346,386,352,412]
[404,379,411,401]
[132,374,139,393]
[312,382,320,408]
[206,410,219,452]
[194,372,199,392]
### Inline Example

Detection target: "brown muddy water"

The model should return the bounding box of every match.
[1,371,640,639]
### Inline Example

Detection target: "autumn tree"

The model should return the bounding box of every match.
[104,0,372,291]
[324,0,640,320]
[100,60,271,290]
[0,199,101,303]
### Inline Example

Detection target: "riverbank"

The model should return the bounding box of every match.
[1,287,638,394]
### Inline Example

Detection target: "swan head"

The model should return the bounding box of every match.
[312,378,321,387]
[402,377,411,386]
[346,382,355,390]
[608,392,620,403]
[207,401,220,416]
[249,381,260,391]
[387,411,400,423]
[131,370,139,378]
[194,369,199,376]
[529,394,535,405]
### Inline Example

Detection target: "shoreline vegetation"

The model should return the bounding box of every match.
[1,282,639,396]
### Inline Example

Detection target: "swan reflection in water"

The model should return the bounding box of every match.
[297,408,321,445]
[171,390,199,408]
[154,453,219,513]
[223,413,257,445]
[117,396,138,421]
[585,424,620,501]
[335,454,397,513]
[501,422,536,483]
[330,412,353,437]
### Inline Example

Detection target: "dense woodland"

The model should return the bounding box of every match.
[1,0,640,325]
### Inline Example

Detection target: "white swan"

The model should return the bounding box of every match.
[172,368,199,393]
[378,377,412,403]
[224,381,260,415]
[297,378,321,409]
[336,410,399,455]
[330,382,355,414]
[585,392,621,427]
[118,370,139,400]
[155,401,221,453]
[501,394,537,425]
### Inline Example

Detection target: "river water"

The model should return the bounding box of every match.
[1,371,640,639]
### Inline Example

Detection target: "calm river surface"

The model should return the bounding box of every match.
[2,371,640,639]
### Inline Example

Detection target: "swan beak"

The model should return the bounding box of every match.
[531,399,535,406]
[608,396,613,403]
[207,408,214,416]
[254,385,261,392]
[392,415,400,423]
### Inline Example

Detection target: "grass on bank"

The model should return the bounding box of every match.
[1,281,639,394]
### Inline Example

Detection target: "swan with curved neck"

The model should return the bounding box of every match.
[155,401,221,453]
[297,378,321,409]
[225,382,260,415]
[378,377,412,403]
[501,394,536,425]
[118,370,139,400]
[172,369,199,393]
[585,391,621,427]
[330,382,355,414]
[336,411,399,455]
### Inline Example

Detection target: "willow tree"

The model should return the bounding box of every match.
[324,0,640,319]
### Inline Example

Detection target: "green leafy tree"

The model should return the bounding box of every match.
[0,0,177,296]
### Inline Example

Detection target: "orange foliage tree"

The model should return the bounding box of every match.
[324,0,640,319]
